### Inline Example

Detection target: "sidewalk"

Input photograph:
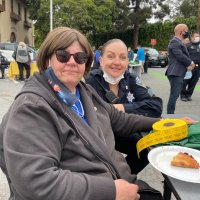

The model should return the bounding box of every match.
[139,68,199,200]
[0,78,24,199]
[0,68,199,199]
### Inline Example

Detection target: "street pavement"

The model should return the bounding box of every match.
[0,67,199,199]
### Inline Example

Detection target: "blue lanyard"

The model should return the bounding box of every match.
[44,67,87,123]
[71,88,88,124]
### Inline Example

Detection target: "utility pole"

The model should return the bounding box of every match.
[198,0,200,33]
[50,0,53,31]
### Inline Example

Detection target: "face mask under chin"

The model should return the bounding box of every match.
[194,37,200,43]
[103,71,124,85]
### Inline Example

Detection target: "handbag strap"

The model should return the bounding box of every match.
[93,77,119,104]
[93,76,109,93]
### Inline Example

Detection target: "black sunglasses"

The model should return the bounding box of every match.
[55,50,88,64]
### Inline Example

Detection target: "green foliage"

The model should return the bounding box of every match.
[31,0,120,48]
[33,0,51,48]
[139,17,197,50]
[93,16,197,51]
[173,16,197,31]
[26,0,40,20]
[28,0,198,50]
[179,0,198,18]
[139,22,173,50]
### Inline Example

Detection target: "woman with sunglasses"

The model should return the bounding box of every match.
[0,27,166,200]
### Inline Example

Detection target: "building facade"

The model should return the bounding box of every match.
[0,0,34,46]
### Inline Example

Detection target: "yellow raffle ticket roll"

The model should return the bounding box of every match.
[136,119,188,157]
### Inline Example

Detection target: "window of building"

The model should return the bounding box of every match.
[18,3,21,16]
[10,32,16,43]
[0,1,6,12]
[11,0,14,12]
[24,7,27,21]
[0,0,6,12]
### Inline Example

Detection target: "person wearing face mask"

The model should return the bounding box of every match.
[180,32,200,101]
[85,39,163,175]
[165,23,195,114]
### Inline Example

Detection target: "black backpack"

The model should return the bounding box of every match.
[92,72,163,118]
[128,74,163,118]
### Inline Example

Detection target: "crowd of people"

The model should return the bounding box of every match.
[0,24,199,200]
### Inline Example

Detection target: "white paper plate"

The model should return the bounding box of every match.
[148,146,200,183]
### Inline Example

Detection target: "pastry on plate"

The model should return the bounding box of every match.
[171,152,200,169]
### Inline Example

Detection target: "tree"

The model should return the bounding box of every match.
[174,0,199,32]
[198,0,200,32]
[167,0,183,19]
[27,0,170,48]
[179,0,198,18]
[27,0,121,48]
[116,0,170,48]
[25,0,41,20]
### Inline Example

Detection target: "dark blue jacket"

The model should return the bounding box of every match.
[166,37,192,77]
[128,50,134,61]
[85,69,162,117]
[91,50,101,70]
[0,54,8,68]
[187,41,200,64]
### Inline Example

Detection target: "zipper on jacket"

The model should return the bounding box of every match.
[94,152,118,180]
[64,113,120,180]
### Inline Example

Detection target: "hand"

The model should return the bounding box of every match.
[187,64,195,71]
[113,104,125,112]
[180,117,198,125]
[115,179,140,200]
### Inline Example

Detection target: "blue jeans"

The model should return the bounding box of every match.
[167,75,183,114]
[181,68,200,98]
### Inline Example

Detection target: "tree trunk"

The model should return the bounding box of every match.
[133,0,140,49]
[198,0,200,33]
[133,24,139,49]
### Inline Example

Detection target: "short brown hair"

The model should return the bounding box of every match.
[37,27,93,75]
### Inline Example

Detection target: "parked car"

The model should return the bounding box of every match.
[0,52,9,67]
[143,47,168,68]
[0,50,14,64]
[0,42,37,64]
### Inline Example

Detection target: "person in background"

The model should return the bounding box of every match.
[85,39,163,175]
[143,49,150,74]
[128,46,134,61]
[165,23,195,114]
[0,52,8,79]
[91,45,102,70]
[15,41,31,81]
[0,27,167,200]
[180,31,200,101]
[133,47,138,53]
[136,45,145,79]
[183,37,190,45]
